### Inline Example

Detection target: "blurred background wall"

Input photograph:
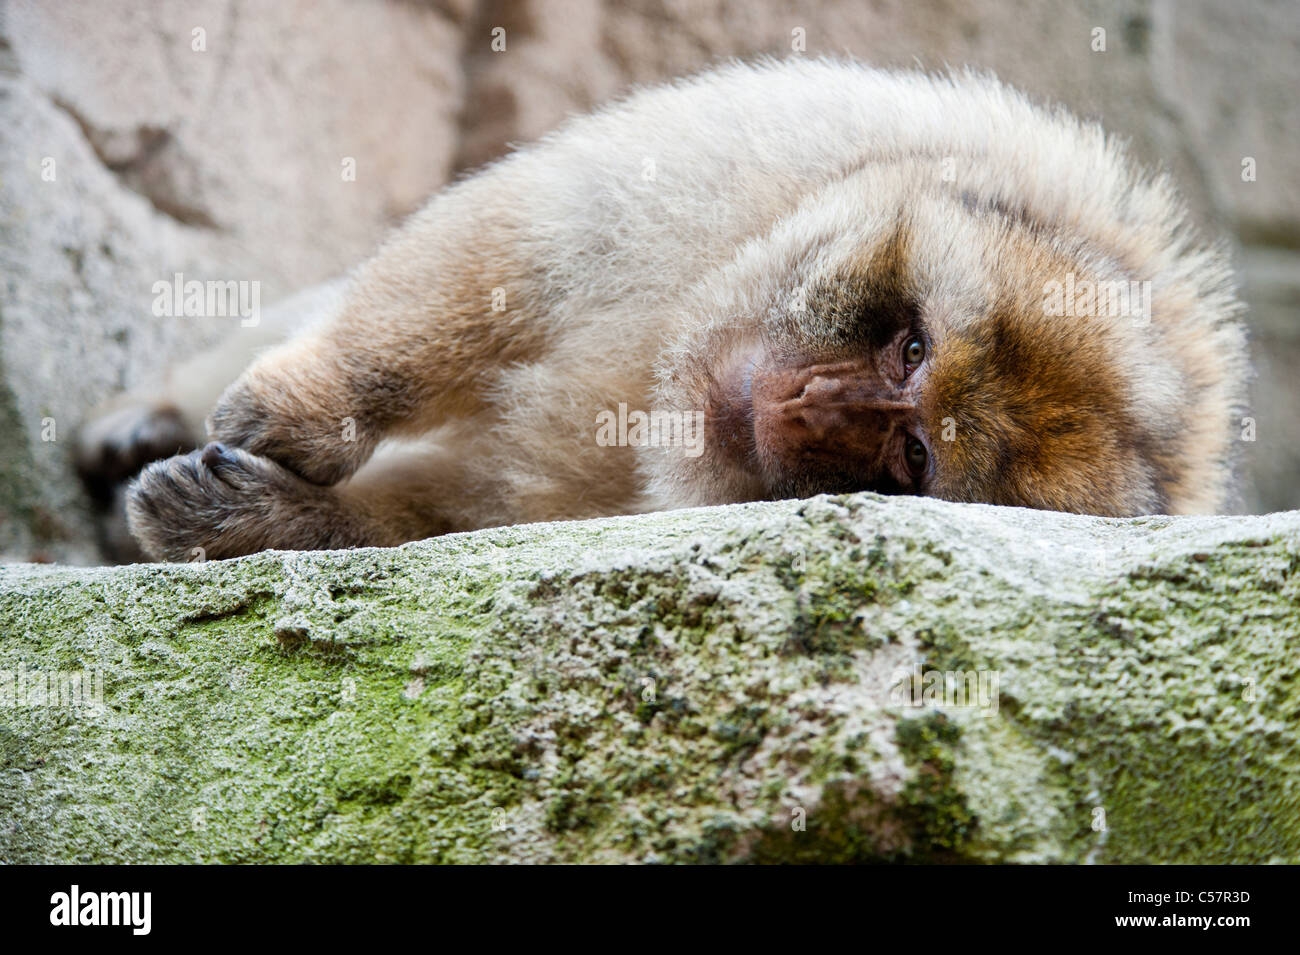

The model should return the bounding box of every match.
[2,0,1297,563]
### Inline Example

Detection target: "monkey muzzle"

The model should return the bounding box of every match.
[734,355,922,491]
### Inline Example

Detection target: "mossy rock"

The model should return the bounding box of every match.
[1,494,1297,863]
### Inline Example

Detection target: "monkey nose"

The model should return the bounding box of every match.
[799,373,914,415]
[751,362,916,457]
[787,372,914,430]
[783,399,912,446]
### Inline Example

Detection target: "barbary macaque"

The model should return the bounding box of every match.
[78,59,1247,562]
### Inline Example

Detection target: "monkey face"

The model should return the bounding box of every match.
[707,322,931,502]
[647,169,1240,517]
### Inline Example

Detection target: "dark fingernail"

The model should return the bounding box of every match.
[200,442,229,469]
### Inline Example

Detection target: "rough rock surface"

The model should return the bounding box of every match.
[1,0,1298,563]
[2,494,1296,864]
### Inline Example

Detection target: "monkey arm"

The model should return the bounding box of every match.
[205,175,550,486]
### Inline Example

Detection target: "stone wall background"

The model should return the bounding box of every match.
[2,0,1297,563]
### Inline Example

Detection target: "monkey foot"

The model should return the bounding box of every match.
[126,443,355,562]
[76,403,197,504]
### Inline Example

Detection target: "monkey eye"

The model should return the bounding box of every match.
[904,436,929,479]
[902,335,926,374]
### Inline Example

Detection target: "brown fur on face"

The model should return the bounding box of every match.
[917,192,1244,516]
[922,229,1165,515]
[925,304,1159,516]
